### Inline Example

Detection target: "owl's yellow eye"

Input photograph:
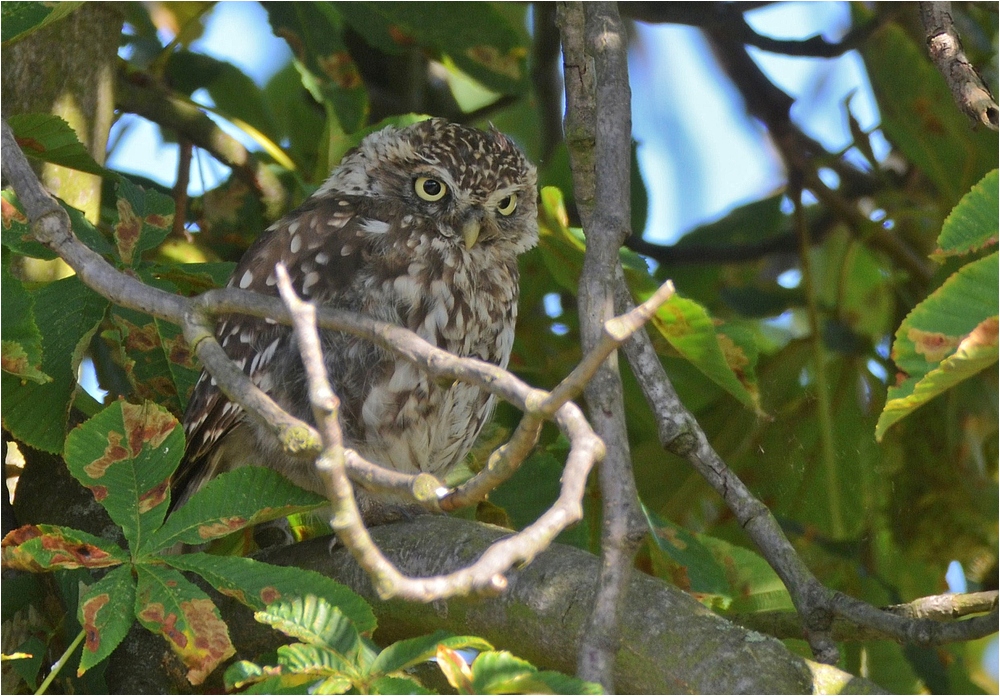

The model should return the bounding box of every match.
[415,177,447,202]
[497,194,517,216]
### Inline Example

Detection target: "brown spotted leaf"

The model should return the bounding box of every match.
[878,252,998,440]
[112,178,174,267]
[64,400,184,550]
[78,565,136,676]
[134,564,235,685]
[163,554,375,632]
[143,467,326,554]
[1,524,127,572]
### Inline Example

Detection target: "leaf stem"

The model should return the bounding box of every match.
[36,628,85,695]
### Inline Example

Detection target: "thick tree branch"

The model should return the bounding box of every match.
[919,1,999,130]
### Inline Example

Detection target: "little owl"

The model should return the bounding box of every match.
[174,119,538,523]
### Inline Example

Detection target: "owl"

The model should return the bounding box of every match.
[174,119,538,523]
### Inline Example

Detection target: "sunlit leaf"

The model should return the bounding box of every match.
[370,631,491,676]
[467,650,603,695]
[164,566,376,636]
[64,400,182,549]
[932,169,999,260]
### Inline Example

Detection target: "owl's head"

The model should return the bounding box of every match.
[320,118,538,256]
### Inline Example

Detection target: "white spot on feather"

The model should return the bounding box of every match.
[239,270,253,288]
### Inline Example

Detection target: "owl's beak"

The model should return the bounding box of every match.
[462,217,481,249]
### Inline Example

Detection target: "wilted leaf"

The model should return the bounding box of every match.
[134,564,235,685]
[878,253,998,440]
[1,265,49,383]
[1,524,127,572]
[111,178,174,267]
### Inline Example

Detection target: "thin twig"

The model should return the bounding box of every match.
[919,1,999,130]
[730,591,999,642]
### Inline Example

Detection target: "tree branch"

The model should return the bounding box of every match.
[611,275,999,663]
[117,73,288,219]
[731,591,999,642]
[558,3,648,689]
[919,1,999,130]
[619,2,882,58]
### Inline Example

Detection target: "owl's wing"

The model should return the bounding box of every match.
[172,192,379,505]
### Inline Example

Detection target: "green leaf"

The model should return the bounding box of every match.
[1,276,108,453]
[262,2,368,133]
[277,642,359,681]
[1,264,49,383]
[7,113,108,177]
[1,1,82,44]
[932,169,999,261]
[370,630,492,676]
[163,561,376,634]
[77,565,136,675]
[1,190,115,259]
[64,400,182,550]
[254,596,364,658]
[111,178,174,267]
[674,194,788,250]
[336,3,530,95]
[878,254,998,440]
[643,506,731,605]
[649,292,760,411]
[134,564,235,685]
[467,650,603,695]
[144,467,327,552]
[1,524,128,571]
[863,25,998,206]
